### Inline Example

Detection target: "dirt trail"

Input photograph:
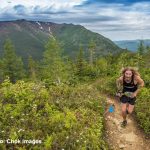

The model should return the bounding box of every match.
[104,96,150,150]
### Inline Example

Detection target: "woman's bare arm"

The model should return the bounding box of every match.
[116,76,123,92]
[134,76,144,95]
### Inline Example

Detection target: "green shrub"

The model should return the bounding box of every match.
[0,79,108,150]
[94,76,117,95]
[135,88,150,135]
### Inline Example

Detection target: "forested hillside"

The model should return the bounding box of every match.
[0,20,123,66]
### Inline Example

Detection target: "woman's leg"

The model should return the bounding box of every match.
[126,103,129,113]
[127,97,136,114]
[120,95,128,127]
[121,103,128,121]
[120,95,128,121]
[127,104,134,114]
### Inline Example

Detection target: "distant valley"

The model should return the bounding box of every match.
[114,39,150,51]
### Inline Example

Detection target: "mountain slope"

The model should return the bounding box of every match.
[0,19,123,64]
[53,23,123,57]
[0,20,54,62]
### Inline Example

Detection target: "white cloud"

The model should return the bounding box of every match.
[0,0,150,40]
[76,2,150,40]
[0,0,84,9]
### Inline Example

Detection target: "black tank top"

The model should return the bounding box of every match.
[123,75,138,93]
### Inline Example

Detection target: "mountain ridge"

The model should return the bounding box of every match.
[0,19,124,65]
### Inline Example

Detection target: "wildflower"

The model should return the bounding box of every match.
[18,129,24,132]
[76,140,79,142]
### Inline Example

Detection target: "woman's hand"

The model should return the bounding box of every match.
[131,92,137,98]
[116,92,122,97]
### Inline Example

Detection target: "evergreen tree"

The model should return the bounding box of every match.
[117,52,129,68]
[27,55,36,80]
[95,58,108,76]
[88,40,96,67]
[145,45,150,54]
[40,38,68,85]
[76,46,85,77]
[136,41,146,68]
[138,40,145,55]
[2,39,25,83]
[0,59,4,82]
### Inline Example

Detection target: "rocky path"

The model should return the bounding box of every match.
[104,96,150,150]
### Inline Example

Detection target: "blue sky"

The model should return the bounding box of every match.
[0,0,150,40]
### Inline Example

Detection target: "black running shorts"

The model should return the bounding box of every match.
[120,95,136,105]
